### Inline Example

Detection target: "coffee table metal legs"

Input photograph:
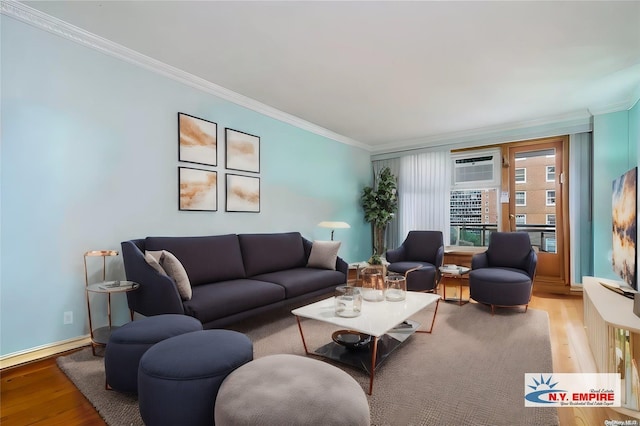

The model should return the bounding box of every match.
[295,316,310,355]
[416,298,440,334]
[294,301,440,395]
[368,337,379,395]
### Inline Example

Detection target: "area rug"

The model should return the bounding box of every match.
[57,302,558,426]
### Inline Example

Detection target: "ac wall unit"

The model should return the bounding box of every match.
[452,150,500,187]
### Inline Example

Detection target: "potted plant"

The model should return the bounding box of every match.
[361,167,398,258]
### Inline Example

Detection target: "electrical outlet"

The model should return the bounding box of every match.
[63,311,73,325]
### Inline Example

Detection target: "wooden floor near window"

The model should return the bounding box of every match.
[0,290,637,425]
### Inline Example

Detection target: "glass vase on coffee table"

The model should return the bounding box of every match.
[361,267,385,301]
[385,274,407,301]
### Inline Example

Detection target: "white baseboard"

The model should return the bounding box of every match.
[0,335,91,370]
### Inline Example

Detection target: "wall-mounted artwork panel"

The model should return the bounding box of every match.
[225,128,260,173]
[179,167,217,211]
[226,174,260,212]
[179,113,217,166]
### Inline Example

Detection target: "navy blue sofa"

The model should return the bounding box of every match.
[121,232,347,328]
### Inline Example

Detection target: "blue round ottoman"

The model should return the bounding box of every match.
[104,314,202,393]
[138,329,253,426]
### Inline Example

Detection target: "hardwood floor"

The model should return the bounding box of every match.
[0,350,105,425]
[1,290,638,425]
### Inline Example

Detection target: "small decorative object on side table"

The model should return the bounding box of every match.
[439,265,471,305]
[84,250,139,356]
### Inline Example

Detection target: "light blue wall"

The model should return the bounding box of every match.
[0,16,372,356]
[592,101,639,282]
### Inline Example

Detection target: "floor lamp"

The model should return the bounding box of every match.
[317,221,351,241]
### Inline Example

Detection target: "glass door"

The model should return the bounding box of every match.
[505,137,569,291]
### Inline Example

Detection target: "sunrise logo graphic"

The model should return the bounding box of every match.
[525,375,565,404]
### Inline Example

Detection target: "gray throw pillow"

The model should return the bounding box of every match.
[307,241,341,270]
[146,250,192,301]
[145,250,167,275]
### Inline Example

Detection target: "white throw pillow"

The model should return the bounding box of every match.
[307,241,341,270]
[145,250,167,275]
[151,250,192,301]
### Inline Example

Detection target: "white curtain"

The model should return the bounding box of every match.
[398,150,451,244]
[569,132,593,285]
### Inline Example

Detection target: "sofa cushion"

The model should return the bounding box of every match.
[307,241,341,270]
[252,268,344,299]
[183,279,285,325]
[238,232,307,277]
[145,235,246,286]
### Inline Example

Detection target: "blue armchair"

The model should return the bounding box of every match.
[386,231,444,292]
[469,232,537,315]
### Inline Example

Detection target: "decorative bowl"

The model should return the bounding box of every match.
[331,330,372,350]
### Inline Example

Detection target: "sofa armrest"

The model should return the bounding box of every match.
[385,246,406,263]
[471,252,489,270]
[336,257,348,278]
[121,240,184,316]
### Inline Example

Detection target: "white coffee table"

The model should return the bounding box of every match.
[291,291,440,394]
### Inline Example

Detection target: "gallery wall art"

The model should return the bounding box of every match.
[178,113,217,166]
[226,174,260,212]
[177,113,262,213]
[179,167,217,211]
[225,128,260,173]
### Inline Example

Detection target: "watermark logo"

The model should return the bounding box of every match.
[525,373,621,407]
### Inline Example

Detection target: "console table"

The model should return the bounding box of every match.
[583,276,640,417]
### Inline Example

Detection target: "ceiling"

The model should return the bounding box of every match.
[21,1,640,152]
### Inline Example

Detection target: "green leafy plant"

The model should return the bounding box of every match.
[361,167,398,256]
[368,254,383,265]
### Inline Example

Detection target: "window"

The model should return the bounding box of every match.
[515,191,526,206]
[546,214,556,225]
[515,168,526,183]
[545,238,557,253]
[515,214,526,224]
[546,190,556,206]
[450,188,498,247]
[546,166,555,182]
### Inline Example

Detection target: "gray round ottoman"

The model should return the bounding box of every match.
[214,354,370,426]
[104,314,202,393]
[138,329,253,426]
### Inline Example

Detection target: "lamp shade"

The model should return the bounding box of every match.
[317,221,351,229]
[317,221,350,241]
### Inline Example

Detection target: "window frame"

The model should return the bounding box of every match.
[546,165,555,182]
[546,190,556,206]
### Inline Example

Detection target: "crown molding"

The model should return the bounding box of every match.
[588,96,639,116]
[1,1,369,151]
[371,110,594,157]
